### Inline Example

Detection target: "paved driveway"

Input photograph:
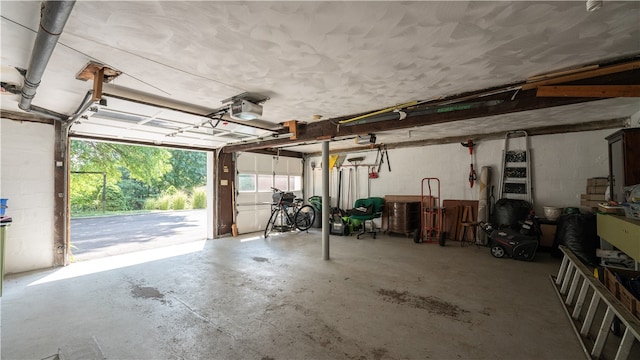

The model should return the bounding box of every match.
[71,209,206,261]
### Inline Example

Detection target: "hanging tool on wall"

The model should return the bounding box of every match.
[337,168,343,210]
[373,144,391,176]
[347,168,353,209]
[310,161,316,196]
[347,157,365,200]
[370,153,380,179]
[368,166,379,179]
[461,139,477,188]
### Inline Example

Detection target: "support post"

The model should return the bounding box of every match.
[322,141,330,260]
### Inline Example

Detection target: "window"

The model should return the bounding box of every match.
[257,175,273,192]
[289,175,302,191]
[237,174,256,192]
[274,175,288,191]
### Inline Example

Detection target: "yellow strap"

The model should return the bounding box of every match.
[338,100,419,124]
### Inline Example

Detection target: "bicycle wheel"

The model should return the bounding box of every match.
[264,207,279,238]
[294,205,315,231]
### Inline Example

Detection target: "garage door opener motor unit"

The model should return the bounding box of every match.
[230,99,263,120]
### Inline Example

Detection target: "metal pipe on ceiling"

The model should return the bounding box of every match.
[19,0,76,111]
[24,105,68,121]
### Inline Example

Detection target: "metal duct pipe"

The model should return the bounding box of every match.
[19,0,76,111]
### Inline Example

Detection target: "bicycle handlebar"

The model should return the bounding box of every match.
[271,187,302,203]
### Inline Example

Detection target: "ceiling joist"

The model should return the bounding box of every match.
[223,66,638,153]
[537,85,640,98]
[304,117,628,157]
[522,60,640,90]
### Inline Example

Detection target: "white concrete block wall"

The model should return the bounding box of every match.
[1,119,55,274]
[530,131,609,211]
[306,129,615,215]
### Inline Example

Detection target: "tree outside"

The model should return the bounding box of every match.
[70,140,207,216]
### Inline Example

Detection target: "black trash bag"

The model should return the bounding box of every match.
[551,213,598,266]
[493,198,531,228]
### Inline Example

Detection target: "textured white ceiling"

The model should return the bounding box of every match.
[1,1,639,151]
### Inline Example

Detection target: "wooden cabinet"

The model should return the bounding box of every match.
[606,128,640,203]
[386,201,421,236]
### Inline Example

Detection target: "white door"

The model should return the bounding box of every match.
[235,153,303,234]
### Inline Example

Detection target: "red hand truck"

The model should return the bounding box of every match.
[414,177,446,245]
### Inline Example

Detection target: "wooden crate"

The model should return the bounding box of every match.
[604,267,640,320]
[587,185,607,194]
[581,193,606,201]
[587,177,608,186]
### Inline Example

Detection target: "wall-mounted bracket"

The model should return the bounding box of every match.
[283,120,298,140]
[75,61,122,101]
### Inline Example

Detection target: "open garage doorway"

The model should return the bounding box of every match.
[69,139,211,261]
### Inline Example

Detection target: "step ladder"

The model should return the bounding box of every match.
[550,245,640,359]
[499,130,532,205]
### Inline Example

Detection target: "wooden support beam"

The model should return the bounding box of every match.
[305,117,628,156]
[537,85,640,98]
[92,67,104,101]
[382,117,628,150]
[527,65,600,83]
[522,61,640,90]
[248,148,303,158]
[305,144,385,157]
[222,89,596,153]
[283,120,298,140]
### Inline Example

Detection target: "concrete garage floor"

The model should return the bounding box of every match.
[1,230,582,359]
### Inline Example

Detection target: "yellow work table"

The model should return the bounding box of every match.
[597,213,640,269]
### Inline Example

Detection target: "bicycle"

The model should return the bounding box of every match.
[264,187,316,238]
